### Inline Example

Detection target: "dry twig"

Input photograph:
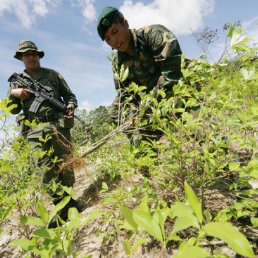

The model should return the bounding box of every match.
[79,121,132,158]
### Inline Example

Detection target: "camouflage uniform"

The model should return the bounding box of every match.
[111,25,183,145]
[114,25,182,95]
[7,60,77,192]
[97,7,184,145]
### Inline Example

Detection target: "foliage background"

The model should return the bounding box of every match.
[0,25,257,257]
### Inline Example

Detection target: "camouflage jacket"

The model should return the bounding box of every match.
[7,67,77,134]
[112,24,183,107]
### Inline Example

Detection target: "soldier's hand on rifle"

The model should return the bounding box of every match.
[64,104,74,119]
[11,88,34,100]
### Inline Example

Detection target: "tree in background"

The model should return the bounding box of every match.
[71,105,113,145]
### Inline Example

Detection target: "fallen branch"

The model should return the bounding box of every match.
[79,121,132,158]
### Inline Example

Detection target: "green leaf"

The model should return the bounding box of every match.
[62,185,74,196]
[21,216,45,227]
[166,232,182,243]
[132,238,148,253]
[119,220,138,231]
[68,207,81,229]
[240,68,257,81]
[49,196,71,223]
[39,137,45,142]
[229,162,241,171]
[121,67,129,82]
[123,240,131,254]
[227,24,235,38]
[247,160,258,179]
[113,72,119,80]
[37,203,48,224]
[249,136,257,148]
[63,239,72,255]
[229,25,251,53]
[33,228,51,239]
[204,222,254,257]
[155,208,170,240]
[174,246,210,258]
[9,239,34,251]
[170,202,200,230]
[0,151,11,161]
[120,206,138,230]
[82,210,104,227]
[100,182,109,193]
[251,217,258,227]
[184,182,203,224]
[174,108,185,113]
[172,216,198,235]
[101,197,116,204]
[203,210,212,223]
[250,169,258,179]
[159,90,166,99]
[133,210,163,242]
[139,196,149,211]
[137,86,147,92]
[170,202,195,218]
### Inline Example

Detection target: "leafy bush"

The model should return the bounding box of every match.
[0,24,257,257]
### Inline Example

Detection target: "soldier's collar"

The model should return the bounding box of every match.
[22,70,33,81]
[131,28,146,51]
[23,67,43,81]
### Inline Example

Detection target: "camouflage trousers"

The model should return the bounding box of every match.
[25,124,75,197]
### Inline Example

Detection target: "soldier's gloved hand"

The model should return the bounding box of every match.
[11,88,34,100]
[64,104,74,119]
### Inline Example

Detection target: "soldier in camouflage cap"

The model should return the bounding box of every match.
[7,40,84,227]
[97,6,183,146]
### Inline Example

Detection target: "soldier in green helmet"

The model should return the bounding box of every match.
[6,40,85,227]
[97,6,184,146]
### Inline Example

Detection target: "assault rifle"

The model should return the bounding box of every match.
[8,72,88,127]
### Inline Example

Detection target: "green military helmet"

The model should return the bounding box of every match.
[14,40,44,60]
[97,6,124,40]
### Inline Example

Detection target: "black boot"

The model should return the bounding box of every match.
[67,198,86,213]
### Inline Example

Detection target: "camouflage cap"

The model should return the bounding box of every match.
[14,40,44,60]
[97,6,121,40]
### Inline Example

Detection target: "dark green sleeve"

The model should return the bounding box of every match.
[146,25,183,89]
[56,72,78,109]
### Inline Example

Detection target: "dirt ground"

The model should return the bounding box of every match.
[0,164,257,258]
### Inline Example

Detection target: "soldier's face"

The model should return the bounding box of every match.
[104,19,132,54]
[21,50,40,72]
